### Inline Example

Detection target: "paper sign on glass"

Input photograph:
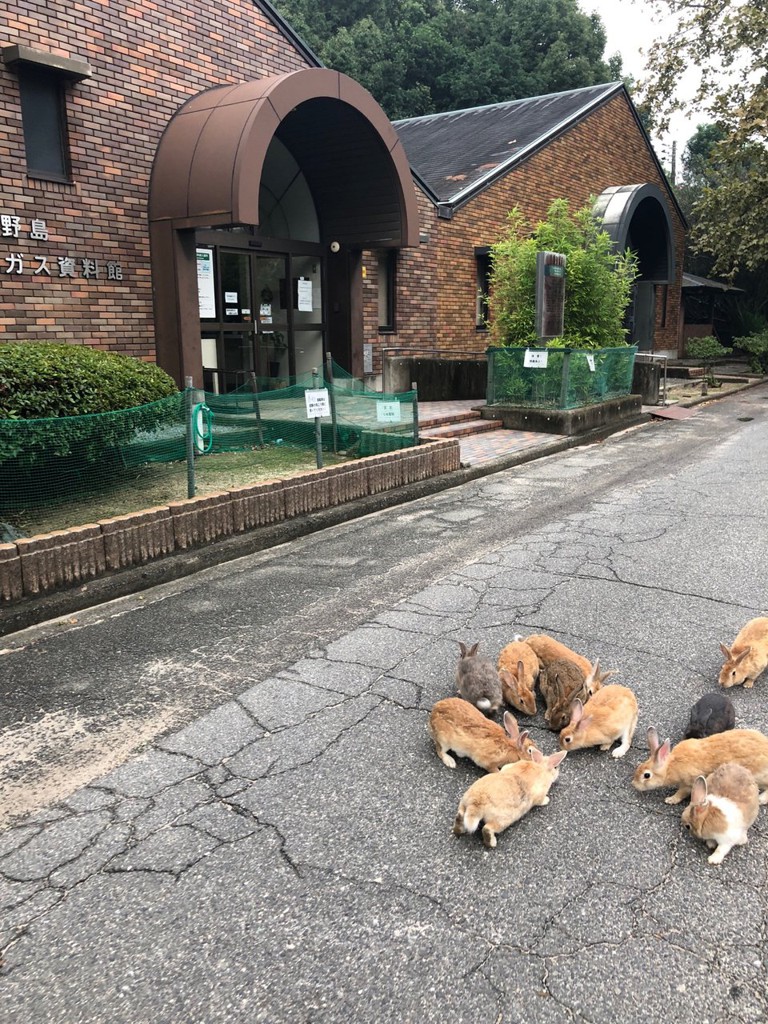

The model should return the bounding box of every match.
[305,388,330,418]
[524,348,548,368]
[196,248,216,318]
[225,291,238,303]
[297,278,313,312]
[376,401,401,424]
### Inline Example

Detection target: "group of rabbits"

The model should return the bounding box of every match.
[428,617,768,863]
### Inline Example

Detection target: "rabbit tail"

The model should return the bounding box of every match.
[476,698,492,712]
[454,800,482,836]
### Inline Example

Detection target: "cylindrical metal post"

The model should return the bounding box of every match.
[313,367,323,469]
[559,351,572,409]
[411,380,419,446]
[184,375,196,498]
[325,351,338,453]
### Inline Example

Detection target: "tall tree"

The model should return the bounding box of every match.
[271,0,621,119]
[639,0,768,277]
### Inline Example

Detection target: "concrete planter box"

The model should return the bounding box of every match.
[483,394,643,435]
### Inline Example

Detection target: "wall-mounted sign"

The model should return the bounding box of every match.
[196,248,216,318]
[524,348,548,368]
[1,211,123,281]
[305,388,330,418]
[535,250,567,340]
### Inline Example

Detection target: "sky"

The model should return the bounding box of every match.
[578,0,703,172]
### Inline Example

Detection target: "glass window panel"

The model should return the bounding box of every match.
[18,69,70,180]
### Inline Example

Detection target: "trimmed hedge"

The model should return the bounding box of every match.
[0,342,177,419]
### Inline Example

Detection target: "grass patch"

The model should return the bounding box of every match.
[4,446,353,539]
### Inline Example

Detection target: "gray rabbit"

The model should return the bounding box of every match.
[456,641,503,715]
[684,691,736,740]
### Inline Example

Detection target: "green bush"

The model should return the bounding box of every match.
[0,343,180,470]
[732,329,768,373]
[0,342,177,419]
[685,336,732,386]
[489,198,638,350]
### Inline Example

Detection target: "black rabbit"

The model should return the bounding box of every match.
[684,691,736,740]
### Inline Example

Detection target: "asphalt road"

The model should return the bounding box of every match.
[1,383,768,1023]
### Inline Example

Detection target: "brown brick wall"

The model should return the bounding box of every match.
[0,0,311,357]
[377,92,686,359]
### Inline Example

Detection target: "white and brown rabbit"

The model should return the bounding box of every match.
[523,632,595,677]
[498,636,539,715]
[453,747,567,848]
[428,697,539,772]
[718,616,768,689]
[558,684,638,757]
[681,764,760,865]
[456,641,503,714]
[633,726,768,804]
[684,691,736,740]
[540,658,615,731]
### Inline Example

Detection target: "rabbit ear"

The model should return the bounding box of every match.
[647,726,660,754]
[503,711,520,740]
[469,642,480,657]
[517,730,531,751]
[516,659,525,679]
[734,647,751,665]
[656,739,672,765]
[547,751,567,769]
[458,641,468,657]
[529,745,544,764]
[690,776,708,805]
[719,642,732,659]
[568,699,584,726]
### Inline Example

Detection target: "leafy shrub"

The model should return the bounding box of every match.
[685,336,732,386]
[0,342,177,419]
[732,329,768,373]
[0,343,180,471]
[488,199,638,350]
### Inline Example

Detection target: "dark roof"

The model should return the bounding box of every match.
[251,0,322,68]
[682,273,743,292]
[394,82,623,207]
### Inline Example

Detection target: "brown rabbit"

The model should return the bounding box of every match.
[681,764,760,865]
[428,697,539,772]
[524,633,593,677]
[718,616,768,688]
[453,747,567,848]
[455,641,503,714]
[633,726,768,804]
[538,657,614,731]
[558,684,638,757]
[498,637,539,715]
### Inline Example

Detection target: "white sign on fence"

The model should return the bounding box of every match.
[586,353,596,372]
[376,401,401,424]
[524,348,548,368]
[305,388,330,418]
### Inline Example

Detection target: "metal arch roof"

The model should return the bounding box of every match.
[149,69,420,248]
[594,182,676,284]
[393,82,623,207]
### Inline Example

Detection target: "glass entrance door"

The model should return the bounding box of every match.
[198,242,325,392]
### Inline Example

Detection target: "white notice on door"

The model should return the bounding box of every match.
[297,278,313,312]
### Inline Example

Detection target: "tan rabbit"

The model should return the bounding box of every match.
[558,684,638,757]
[524,633,592,677]
[718,616,768,688]
[633,726,768,804]
[681,764,760,865]
[428,697,539,772]
[455,641,503,714]
[453,747,567,848]
[498,636,539,715]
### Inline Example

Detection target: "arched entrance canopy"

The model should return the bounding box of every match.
[594,183,675,284]
[149,68,419,248]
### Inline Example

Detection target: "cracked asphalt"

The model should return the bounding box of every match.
[1,382,768,1023]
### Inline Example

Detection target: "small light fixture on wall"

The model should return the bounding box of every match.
[329,241,340,253]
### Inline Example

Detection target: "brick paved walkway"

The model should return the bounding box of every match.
[419,400,564,466]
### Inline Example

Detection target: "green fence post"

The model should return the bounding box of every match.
[248,371,265,447]
[559,350,572,409]
[412,380,419,445]
[185,376,196,498]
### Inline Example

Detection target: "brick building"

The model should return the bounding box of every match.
[1,2,683,392]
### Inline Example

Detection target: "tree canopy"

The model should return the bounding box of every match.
[271,0,622,119]
[639,1,768,278]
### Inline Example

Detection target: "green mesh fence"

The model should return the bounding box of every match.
[0,374,417,535]
[486,345,637,409]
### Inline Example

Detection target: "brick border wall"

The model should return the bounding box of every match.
[0,439,460,606]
